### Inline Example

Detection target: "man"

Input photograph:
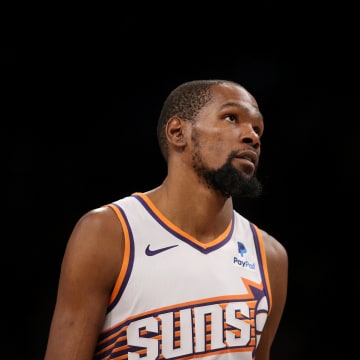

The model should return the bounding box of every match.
[44,79,288,360]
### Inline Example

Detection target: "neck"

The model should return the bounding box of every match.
[145,178,234,243]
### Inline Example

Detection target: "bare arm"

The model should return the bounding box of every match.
[255,230,288,360]
[44,206,124,360]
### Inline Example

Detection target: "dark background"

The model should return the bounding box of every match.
[3,7,360,358]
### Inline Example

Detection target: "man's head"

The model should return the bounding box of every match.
[157,79,264,198]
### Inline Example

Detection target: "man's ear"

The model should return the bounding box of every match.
[166,116,187,147]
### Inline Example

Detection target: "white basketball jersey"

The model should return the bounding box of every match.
[93,192,272,360]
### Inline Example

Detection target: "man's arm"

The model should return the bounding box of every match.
[44,206,124,360]
[255,230,288,360]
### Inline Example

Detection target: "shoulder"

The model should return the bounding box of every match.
[73,205,123,236]
[259,228,288,312]
[259,229,288,287]
[260,229,288,266]
[70,204,125,259]
[62,205,126,288]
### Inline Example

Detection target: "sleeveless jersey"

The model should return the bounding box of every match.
[93,192,272,360]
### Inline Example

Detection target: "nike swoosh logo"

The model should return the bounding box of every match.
[145,244,179,256]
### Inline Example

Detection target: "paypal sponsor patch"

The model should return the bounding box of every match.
[233,256,256,271]
[234,241,256,271]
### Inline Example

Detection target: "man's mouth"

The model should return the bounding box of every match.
[235,150,258,166]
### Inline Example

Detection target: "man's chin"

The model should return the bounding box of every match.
[233,158,256,177]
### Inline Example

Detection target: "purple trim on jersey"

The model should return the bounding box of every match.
[132,193,234,254]
[106,203,135,313]
[249,222,270,309]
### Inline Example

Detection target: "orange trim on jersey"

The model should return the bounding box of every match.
[106,203,131,304]
[133,192,232,249]
[252,224,272,312]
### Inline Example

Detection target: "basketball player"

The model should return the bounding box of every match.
[44,79,288,360]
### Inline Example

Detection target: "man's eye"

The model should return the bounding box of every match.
[253,126,261,135]
[225,114,236,122]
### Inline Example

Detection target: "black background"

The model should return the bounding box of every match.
[3,6,360,358]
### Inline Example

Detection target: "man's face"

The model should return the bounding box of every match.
[189,84,264,198]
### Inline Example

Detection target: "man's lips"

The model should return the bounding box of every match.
[235,150,259,166]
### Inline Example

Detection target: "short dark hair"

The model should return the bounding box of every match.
[157,79,240,161]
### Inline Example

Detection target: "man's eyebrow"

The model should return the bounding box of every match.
[219,102,263,118]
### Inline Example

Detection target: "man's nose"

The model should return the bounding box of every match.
[240,125,261,148]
